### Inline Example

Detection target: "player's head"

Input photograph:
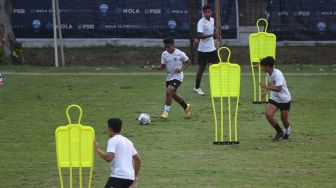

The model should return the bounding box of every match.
[163,38,175,53]
[107,118,122,137]
[202,5,213,19]
[260,56,275,72]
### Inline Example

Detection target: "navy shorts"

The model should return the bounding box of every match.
[105,177,133,188]
[268,99,291,111]
[166,79,182,90]
[198,50,219,65]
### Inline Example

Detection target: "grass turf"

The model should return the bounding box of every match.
[0,65,335,187]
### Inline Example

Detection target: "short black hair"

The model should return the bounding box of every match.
[260,56,275,68]
[107,118,122,133]
[163,38,174,45]
[203,4,213,11]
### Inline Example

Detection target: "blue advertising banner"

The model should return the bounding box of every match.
[267,0,336,41]
[11,0,238,39]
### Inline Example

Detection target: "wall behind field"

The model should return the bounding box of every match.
[11,0,238,39]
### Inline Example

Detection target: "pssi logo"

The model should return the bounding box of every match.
[168,20,176,30]
[99,4,109,14]
[32,20,41,29]
[317,22,327,32]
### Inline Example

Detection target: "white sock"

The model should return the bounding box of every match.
[164,105,171,112]
[285,127,291,134]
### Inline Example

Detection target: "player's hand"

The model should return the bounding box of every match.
[260,82,267,89]
[94,139,100,152]
[261,91,268,99]
[193,38,199,46]
[174,68,183,73]
[130,177,138,188]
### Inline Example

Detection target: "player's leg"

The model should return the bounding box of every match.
[265,100,284,140]
[194,52,206,95]
[280,102,291,139]
[172,92,191,118]
[161,82,175,119]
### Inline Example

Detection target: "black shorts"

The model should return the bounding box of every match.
[268,99,291,111]
[198,50,219,65]
[166,79,182,90]
[105,177,133,188]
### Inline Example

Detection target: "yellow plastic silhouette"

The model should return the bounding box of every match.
[249,18,276,103]
[55,105,95,188]
[209,47,240,145]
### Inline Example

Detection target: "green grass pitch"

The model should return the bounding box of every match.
[0,65,335,187]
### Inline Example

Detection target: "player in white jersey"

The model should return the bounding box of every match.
[260,57,292,140]
[95,118,141,188]
[193,4,220,95]
[151,38,192,120]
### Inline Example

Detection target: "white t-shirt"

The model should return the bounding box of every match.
[161,48,189,82]
[197,17,216,52]
[266,69,291,103]
[107,135,138,180]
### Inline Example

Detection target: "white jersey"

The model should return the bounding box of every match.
[107,135,138,180]
[161,48,189,82]
[266,69,291,103]
[197,17,216,52]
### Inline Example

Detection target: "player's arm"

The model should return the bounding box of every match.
[151,63,165,70]
[130,151,141,188]
[133,154,141,179]
[260,82,282,92]
[175,59,192,73]
[94,140,115,162]
[197,32,214,39]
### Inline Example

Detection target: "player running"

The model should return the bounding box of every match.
[151,38,192,120]
[260,56,292,140]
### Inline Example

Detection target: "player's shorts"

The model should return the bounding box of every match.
[197,50,219,65]
[105,177,133,188]
[166,79,182,90]
[268,99,291,111]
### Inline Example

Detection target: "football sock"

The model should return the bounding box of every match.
[273,124,283,133]
[164,105,171,112]
[285,126,291,134]
[179,101,188,110]
[195,79,201,89]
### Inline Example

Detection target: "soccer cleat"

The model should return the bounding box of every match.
[185,104,191,118]
[284,127,291,139]
[272,132,284,141]
[161,111,168,120]
[193,87,205,95]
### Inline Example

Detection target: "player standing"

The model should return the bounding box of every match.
[260,57,292,140]
[151,38,192,120]
[193,4,220,95]
[94,118,142,188]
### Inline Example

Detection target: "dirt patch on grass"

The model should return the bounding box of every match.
[22,45,336,66]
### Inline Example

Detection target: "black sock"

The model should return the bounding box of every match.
[195,79,201,89]
[273,124,283,133]
[179,101,188,110]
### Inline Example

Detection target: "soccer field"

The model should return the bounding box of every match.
[0,65,335,188]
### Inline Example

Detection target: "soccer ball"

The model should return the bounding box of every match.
[137,113,151,125]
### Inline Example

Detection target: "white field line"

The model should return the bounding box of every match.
[3,72,336,76]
